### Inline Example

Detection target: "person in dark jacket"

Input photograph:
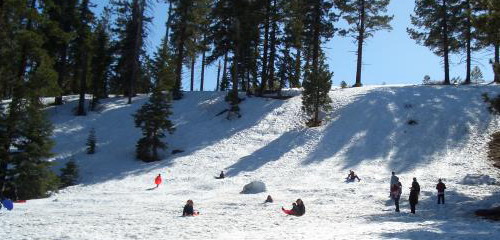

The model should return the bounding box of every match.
[264,195,273,203]
[346,170,361,182]
[282,199,305,216]
[409,187,419,214]
[436,179,446,204]
[215,171,225,179]
[411,177,420,196]
[295,199,305,216]
[391,181,402,212]
[182,200,195,216]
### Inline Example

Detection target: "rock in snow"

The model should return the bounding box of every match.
[241,181,267,194]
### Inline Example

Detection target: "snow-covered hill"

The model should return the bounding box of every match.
[2,85,500,239]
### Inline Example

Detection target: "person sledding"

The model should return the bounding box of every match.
[215,171,225,179]
[346,170,361,182]
[282,199,305,216]
[264,195,273,203]
[182,200,199,216]
[154,174,162,188]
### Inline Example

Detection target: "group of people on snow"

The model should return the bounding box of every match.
[390,172,447,214]
[151,170,447,217]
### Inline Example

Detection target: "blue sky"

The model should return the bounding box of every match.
[94,0,495,90]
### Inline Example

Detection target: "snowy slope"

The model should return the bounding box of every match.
[1,85,500,240]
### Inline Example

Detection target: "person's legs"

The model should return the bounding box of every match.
[438,194,444,204]
[395,197,400,212]
[410,204,415,214]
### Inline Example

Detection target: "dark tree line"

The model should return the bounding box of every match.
[0,0,499,197]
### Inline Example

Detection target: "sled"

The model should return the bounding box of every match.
[282,209,296,215]
[1,199,14,211]
[14,200,26,203]
[214,176,224,179]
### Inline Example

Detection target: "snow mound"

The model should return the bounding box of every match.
[240,180,266,194]
[461,174,498,185]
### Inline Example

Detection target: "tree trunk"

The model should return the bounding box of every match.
[200,39,206,91]
[293,48,302,88]
[268,0,277,91]
[495,44,500,83]
[55,45,68,105]
[312,0,321,124]
[259,0,271,95]
[464,0,472,84]
[129,0,144,104]
[442,0,450,85]
[190,55,195,91]
[174,8,187,99]
[77,52,88,116]
[216,60,221,91]
[354,0,365,87]
[222,51,228,90]
[165,2,172,46]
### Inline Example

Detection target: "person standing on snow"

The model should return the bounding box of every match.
[391,181,402,212]
[436,179,446,204]
[409,186,419,214]
[411,178,420,196]
[155,174,162,188]
[390,172,399,195]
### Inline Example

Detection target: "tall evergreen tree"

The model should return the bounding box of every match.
[133,88,175,162]
[90,9,114,110]
[473,0,500,83]
[301,0,336,126]
[45,0,79,105]
[408,0,462,85]
[111,0,151,103]
[76,0,94,116]
[335,0,393,87]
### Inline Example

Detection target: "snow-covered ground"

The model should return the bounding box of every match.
[2,85,500,239]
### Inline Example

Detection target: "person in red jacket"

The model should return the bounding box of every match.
[391,181,402,212]
[155,174,162,188]
[436,179,446,204]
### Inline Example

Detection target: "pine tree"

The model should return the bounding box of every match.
[10,99,59,200]
[471,65,484,84]
[59,159,79,188]
[90,9,114,111]
[111,0,151,103]
[301,0,336,127]
[473,0,500,83]
[45,0,79,105]
[86,128,96,154]
[150,38,176,91]
[133,88,175,162]
[335,0,393,87]
[76,0,94,116]
[302,57,333,127]
[283,0,306,89]
[408,0,462,85]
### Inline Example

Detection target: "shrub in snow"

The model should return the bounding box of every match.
[471,66,484,85]
[86,128,96,154]
[422,75,431,85]
[407,119,418,125]
[60,159,79,188]
[482,93,500,115]
[340,81,348,89]
[241,181,267,194]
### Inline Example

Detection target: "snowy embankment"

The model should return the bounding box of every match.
[1,85,500,239]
